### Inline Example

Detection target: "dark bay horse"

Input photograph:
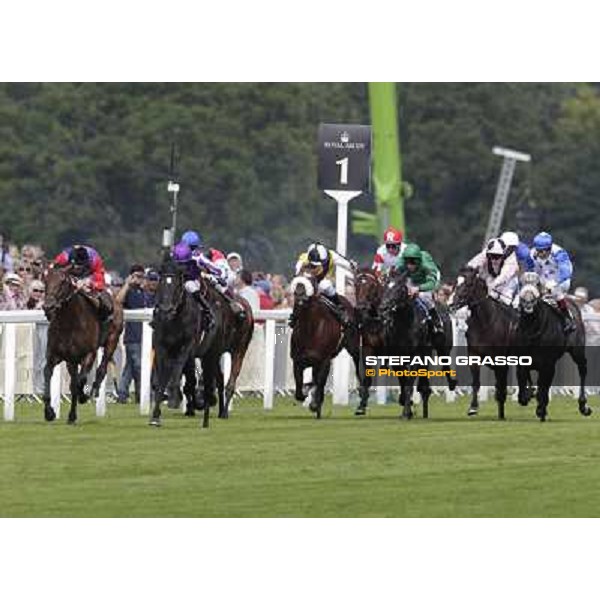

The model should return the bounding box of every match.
[42,267,124,424]
[448,266,519,420]
[290,273,357,419]
[518,276,592,421]
[149,260,211,428]
[186,275,254,420]
[379,271,442,419]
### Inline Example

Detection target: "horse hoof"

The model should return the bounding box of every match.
[308,402,318,413]
[184,410,195,418]
[579,404,592,417]
[354,407,366,416]
[448,379,458,391]
[467,408,478,417]
[218,412,229,419]
[149,419,162,427]
[400,411,413,420]
[67,419,77,426]
[44,407,56,422]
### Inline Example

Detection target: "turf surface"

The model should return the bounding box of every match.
[1,395,600,517]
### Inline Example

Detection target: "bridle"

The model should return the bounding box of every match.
[43,268,77,320]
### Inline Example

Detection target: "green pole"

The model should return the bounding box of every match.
[352,83,405,238]
[369,82,404,234]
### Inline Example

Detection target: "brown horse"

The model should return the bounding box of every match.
[353,267,386,415]
[290,273,357,419]
[42,267,124,424]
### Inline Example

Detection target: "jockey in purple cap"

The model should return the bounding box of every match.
[171,242,216,330]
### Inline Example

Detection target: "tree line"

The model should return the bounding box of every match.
[0,83,598,292]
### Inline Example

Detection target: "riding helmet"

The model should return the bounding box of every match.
[485,238,506,257]
[181,230,203,249]
[383,226,403,244]
[533,232,553,251]
[69,245,89,266]
[403,243,422,262]
[172,242,192,262]
[307,243,328,265]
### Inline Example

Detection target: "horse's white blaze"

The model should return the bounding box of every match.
[456,276,465,287]
[387,281,395,288]
[166,277,173,284]
[290,275,315,297]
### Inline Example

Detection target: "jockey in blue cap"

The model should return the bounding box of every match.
[527,231,575,332]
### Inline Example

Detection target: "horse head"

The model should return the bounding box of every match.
[354,267,383,324]
[519,272,542,315]
[42,265,76,321]
[448,266,486,310]
[290,273,317,310]
[155,260,186,321]
[379,270,410,330]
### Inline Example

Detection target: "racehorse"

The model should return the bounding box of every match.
[448,266,519,420]
[289,272,356,419]
[379,271,447,419]
[518,274,592,421]
[353,268,386,416]
[42,266,124,424]
[185,274,254,420]
[149,259,212,428]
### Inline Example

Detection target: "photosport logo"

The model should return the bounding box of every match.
[364,354,533,386]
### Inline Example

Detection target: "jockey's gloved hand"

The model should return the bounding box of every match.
[350,260,358,271]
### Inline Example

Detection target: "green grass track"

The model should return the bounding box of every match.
[1,396,599,517]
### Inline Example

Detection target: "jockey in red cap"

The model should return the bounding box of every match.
[53,244,114,338]
[372,226,406,275]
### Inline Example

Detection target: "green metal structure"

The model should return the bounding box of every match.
[352,82,405,238]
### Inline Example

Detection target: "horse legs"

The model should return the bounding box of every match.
[77,352,96,404]
[66,361,80,424]
[182,357,197,417]
[216,367,226,419]
[353,347,371,417]
[536,365,556,422]
[517,366,532,406]
[495,366,508,421]
[400,377,415,419]
[569,346,592,416]
[150,347,169,426]
[417,375,432,419]
[43,355,60,422]
[293,361,307,403]
[200,358,218,429]
[309,361,330,419]
[468,364,480,416]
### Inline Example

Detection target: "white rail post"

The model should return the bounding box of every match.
[3,323,16,421]
[140,319,153,416]
[50,364,61,419]
[263,319,276,409]
[96,348,106,417]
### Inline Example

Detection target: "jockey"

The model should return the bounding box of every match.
[467,238,519,306]
[178,231,245,319]
[528,231,575,333]
[52,244,114,340]
[395,243,444,334]
[290,242,356,327]
[372,226,406,275]
[171,242,216,329]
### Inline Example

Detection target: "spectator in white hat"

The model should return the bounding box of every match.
[0,273,26,310]
[227,252,243,275]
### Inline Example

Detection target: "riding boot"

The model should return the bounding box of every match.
[329,293,351,328]
[192,290,216,331]
[557,298,576,334]
[229,298,247,321]
[428,307,444,335]
[288,310,298,328]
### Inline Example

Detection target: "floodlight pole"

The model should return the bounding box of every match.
[168,180,180,243]
[484,146,531,244]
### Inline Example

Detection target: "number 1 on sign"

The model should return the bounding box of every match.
[336,157,349,185]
